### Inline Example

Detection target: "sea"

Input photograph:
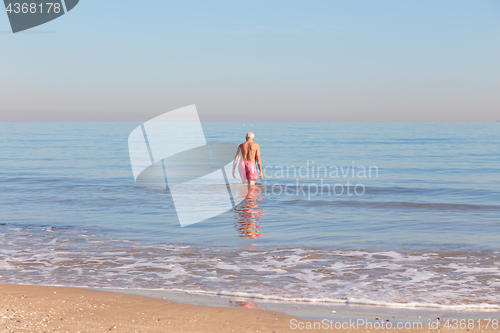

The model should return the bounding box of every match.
[1,122,500,316]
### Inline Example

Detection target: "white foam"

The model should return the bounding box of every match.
[163,288,500,310]
[1,226,500,310]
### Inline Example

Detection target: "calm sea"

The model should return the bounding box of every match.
[1,122,499,309]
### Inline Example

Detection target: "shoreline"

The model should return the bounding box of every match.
[97,287,500,322]
[2,284,499,332]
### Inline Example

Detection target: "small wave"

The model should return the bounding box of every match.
[276,197,500,211]
[43,284,500,310]
[1,226,500,309]
[166,289,500,310]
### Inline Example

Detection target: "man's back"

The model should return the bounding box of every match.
[233,132,263,184]
[239,141,260,161]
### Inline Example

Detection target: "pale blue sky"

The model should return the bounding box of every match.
[1,0,499,121]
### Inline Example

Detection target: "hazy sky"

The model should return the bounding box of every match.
[1,0,499,122]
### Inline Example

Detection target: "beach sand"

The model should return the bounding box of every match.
[0,284,494,333]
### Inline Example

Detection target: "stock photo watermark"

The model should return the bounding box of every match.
[290,318,424,330]
[128,105,244,227]
[290,318,500,331]
[129,105,380,226]
[4,0,79,33]
[261,160,379,199]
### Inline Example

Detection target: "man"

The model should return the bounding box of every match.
[232,132,263,185]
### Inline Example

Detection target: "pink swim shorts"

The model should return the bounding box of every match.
[243,161,258,181]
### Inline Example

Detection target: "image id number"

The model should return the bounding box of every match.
[6,3,62,14]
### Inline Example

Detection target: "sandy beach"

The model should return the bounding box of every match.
[1,283,496,333]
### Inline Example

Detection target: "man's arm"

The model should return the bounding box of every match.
[255,145,263,179]
[232,145,241,178]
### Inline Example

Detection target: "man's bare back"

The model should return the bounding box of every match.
[239,141,260,162]
[232,132,263,185]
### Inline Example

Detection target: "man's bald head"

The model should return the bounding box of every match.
[246,132,255,140]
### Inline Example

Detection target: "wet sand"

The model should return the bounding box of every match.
[0,283,496,332]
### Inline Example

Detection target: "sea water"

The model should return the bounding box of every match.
[1,122,499,309]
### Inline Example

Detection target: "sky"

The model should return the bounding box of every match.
[0,0,499,122]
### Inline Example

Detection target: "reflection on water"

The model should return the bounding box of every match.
[233,184,265,239]
[229,300,261,308]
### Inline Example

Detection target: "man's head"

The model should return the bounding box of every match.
[246,132,255,141]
